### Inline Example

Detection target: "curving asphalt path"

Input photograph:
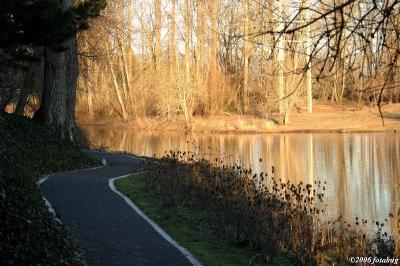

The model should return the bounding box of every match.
[39,151,196,266]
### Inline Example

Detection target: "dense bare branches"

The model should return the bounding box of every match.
[76,0,400,124]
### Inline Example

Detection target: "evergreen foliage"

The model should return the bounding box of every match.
[0,0,106,61]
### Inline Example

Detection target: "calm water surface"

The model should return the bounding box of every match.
[83,127,399,235]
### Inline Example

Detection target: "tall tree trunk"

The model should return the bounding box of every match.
[277,0,286,116]
[65,30,78,140]
[181,0,191,120]
[242,0,249,113]
[84,59,95,118]
[37,47,68,137]
[155,0,162,69]
[104,31,129,120]
[196,0,206,86]
[166,0,177,117]
[184,0,191,85]
[87,90,94,119]
[36,0,77,140]
[107,56,129,120]
[306,0,313,113]
[126,0,134,89]
[209,0,218,110]
[332,69,338,102]
[118,41,132,111]
[127,0,133,48]
[169,0,177,71]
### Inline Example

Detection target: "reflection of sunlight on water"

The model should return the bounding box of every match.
[83,126,399,236]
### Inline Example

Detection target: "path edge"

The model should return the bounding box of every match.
[37,166,103,224]
[109,173,203,266]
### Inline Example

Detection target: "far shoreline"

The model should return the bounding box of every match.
[77,103,400,134]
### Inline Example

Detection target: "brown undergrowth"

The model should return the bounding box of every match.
[135,150,398,265]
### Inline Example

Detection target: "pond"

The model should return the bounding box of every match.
[82,126,399,236]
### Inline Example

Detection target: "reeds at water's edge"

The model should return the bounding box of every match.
[134,150,399,264]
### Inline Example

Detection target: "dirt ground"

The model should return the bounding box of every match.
[77,102,400,133]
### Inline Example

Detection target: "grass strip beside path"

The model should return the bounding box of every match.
[115,172,293,266]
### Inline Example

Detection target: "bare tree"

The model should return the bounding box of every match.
[75,0,400,125]
[209,0,218,110]
[155,0,162,69]
[242,0,249,112]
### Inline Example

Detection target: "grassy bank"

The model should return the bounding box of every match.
[77,103,400,133]
[115,173,293,266]
[0,114,98,265]
[116,152,398,265]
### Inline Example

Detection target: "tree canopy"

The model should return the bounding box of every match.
[0,0,106,61]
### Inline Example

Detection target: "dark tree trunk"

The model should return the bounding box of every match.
[36,0,78,140]
[65,33,78,140]
[37,47,68,136]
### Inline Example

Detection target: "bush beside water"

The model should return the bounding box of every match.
[0,114,98,265]
[133,150,398,265]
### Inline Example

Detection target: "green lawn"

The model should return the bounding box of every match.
[115,173,294,266]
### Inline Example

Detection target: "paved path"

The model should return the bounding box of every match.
[40,151,195,266]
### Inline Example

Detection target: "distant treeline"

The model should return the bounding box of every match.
[76,0,400,124]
